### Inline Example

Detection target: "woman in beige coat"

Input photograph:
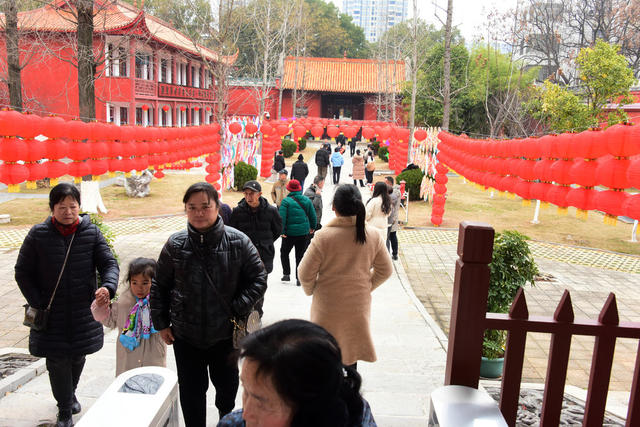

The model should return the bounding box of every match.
[92,258,166,376]
[298,184,393,369]
[351,149,366,187]
[365,181,392,239]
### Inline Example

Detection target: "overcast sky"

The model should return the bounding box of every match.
[327,0,518,43]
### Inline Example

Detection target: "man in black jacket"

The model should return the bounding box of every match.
[315,144,330,180]
[229,180,282,277]
[291,154,309,189]
[152,182,267,426]
[303,175,324,233]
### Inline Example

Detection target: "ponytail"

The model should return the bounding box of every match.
[354,199,366,245]
[340,365,364,426]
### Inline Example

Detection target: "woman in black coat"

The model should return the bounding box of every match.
[273,150,285,173]
[15,183,119,427]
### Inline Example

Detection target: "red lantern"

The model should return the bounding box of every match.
[567,187,597,211]
[550,160,573,185]
[570,160,598,187]
[293,125,306,140]
[623,194,640,220]
[27,161,48,182]
[141,104,149,111]
[229,122,242,135]
[259,122,273,135]
[627,159,640,189]
[310,125,324,139]
[47,160,68,179]
[431,215,443,226]
[414,129,427,141]
[594,190,630,217]
[326,126,339,139]
[546,185,570,208]
[362,127,374,140]
[277,124,290,137]
[245,123,258,135]
[605,123,638,157]
[162,105,170,112]
[596,157,630,189]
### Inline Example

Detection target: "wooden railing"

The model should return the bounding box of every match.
[445,221,640,427]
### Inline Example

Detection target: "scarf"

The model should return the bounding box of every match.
[119,295,157,351]
[52,217,79,236]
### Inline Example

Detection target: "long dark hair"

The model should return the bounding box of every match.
[332,184,366,244]
[368,181,391,214]
[239,319,364,427]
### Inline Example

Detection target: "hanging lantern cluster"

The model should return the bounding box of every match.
[431,163,449,226]
[259,122,280,178]
[436,125,640,223]
[0,110,223,191]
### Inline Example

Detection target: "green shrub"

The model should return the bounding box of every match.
[378,146,389,161]
[396,168,424,201]
[483,230,538,359]
[89,214,119,290]
[298,138,307,151]
[371,139,380,155]
[281,139,297,157]
[234,161,258,191]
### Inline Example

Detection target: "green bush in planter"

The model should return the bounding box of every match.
[483,230,539,359]
[298,138,307,151]
[395,168,424,201]
[234,161,258,191]
[378,146,389,161]
[281,139,297,157]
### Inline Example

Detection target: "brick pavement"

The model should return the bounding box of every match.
[399,230,640,391]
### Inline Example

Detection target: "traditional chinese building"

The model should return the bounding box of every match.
[279,56,406,121]
[0,0,233,126]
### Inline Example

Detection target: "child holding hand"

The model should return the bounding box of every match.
[92,257,166,376]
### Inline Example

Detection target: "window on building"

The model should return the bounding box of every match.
[119,47,128,77]
[107,105,115,123]
[135,52,153,80]
[136,107,143,125]
[120,107,128,125]
[161,58,168,83]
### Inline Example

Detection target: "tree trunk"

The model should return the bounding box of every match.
[4,0,22,111]
[408,0,418,164]
[441,0,453,131]
[77,0,96,121]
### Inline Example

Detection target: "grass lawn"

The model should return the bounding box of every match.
[403,174,640,256]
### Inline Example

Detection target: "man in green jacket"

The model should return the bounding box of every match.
[279,179,317,286]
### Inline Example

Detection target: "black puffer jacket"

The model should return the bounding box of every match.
[291,160,309,183]
[273,154,285,172]
[229,197,282,273]
[315,147,330,167]
[15,215,119,357]
[151,217,267,349]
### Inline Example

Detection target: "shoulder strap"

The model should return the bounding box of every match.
[47,232,76,310]
[290,195,311,223]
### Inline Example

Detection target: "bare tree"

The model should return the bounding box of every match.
[3,0,22,110]
[440,0,453,131]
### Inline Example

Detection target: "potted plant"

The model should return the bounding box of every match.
[481,230,539,378]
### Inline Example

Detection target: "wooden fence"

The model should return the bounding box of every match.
[445,221,640,427]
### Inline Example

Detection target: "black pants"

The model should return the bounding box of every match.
[46,355,86,413]
[365,169,374,184]
[332,166,342,184]
[317,165,327,180]
[350,146,356,156]
[387,227,398,257]
[280,235,309,279]
[173,337,239,426]
[353,179,365,187]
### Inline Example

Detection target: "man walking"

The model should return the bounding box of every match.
[279,179,317,287]
[271,169,289,208]
[229,180,282,311]
[330,147,344,184]
[315,143,330,180]
[304,176,324,235]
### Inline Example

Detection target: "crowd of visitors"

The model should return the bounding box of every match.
[15,137,405,427]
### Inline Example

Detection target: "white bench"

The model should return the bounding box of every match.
[428,385,508,427]
[77,366,179,427]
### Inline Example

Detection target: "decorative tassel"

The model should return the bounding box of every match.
[50,178,59,186]
[541,202,549,209]
[108,171,116,178]
[73,177,81,184]
[522,199,531,207]
[576,209,588,220]
[26,181,37,189]
[8,184,19,193]
[557,207,568,216]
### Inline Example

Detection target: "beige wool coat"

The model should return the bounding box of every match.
[298,216,393,365]
[352,155,365,180]
[365,196,390,238]
[96,288,167,376]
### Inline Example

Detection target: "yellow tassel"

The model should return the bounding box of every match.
[92,175,101,181]
[507,193,515,200]
[522,199,531,207]
[73,177,81,184]
[50,178,59,186]
[108,171,116,178]
[26,181,37,190]
[125,172,131,178]
[541,202,549,209]
[557,207,568,216]
[576,209,588,220]
[8,184,19,193]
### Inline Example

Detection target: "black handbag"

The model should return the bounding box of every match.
[193,242,261,349]
[23,232,75,331]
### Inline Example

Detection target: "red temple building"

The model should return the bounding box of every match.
[0,0,233,126]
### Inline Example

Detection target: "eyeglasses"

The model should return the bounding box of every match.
[186,205,214,214]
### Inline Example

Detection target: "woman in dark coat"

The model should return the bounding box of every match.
[273,150,285,174]
[15,183,119,427]
[290,154,309,189]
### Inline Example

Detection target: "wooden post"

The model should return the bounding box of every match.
[444,221,494,388]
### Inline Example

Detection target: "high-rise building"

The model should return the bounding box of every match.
[343,0,408,43]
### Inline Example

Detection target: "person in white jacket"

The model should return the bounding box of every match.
[365,181,391,239]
